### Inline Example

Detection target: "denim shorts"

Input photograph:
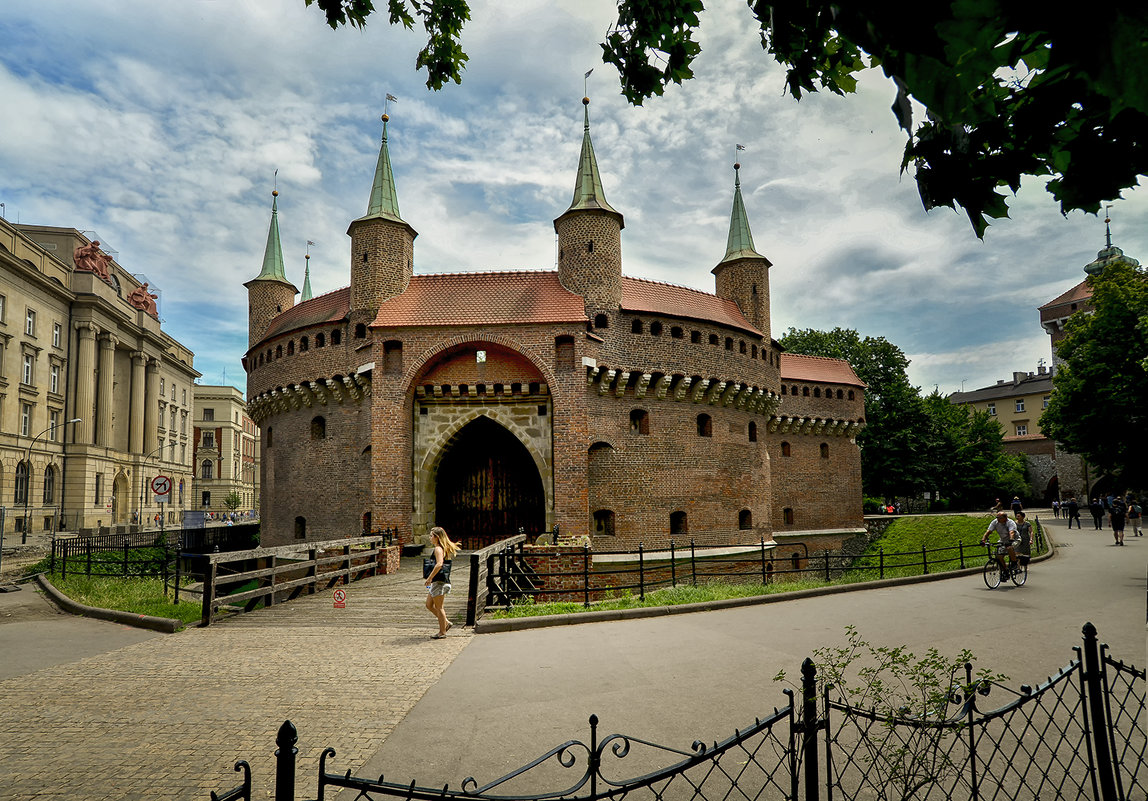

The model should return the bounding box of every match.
[427,582,451,598]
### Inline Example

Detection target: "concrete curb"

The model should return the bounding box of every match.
[475,537,1057,634]
[33,574,184,633]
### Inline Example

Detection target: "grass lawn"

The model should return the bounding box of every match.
[44,573,202,625]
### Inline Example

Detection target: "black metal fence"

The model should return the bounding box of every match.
[48,525,263,578]
[206,622,1143,801]
[476,521,1048,617]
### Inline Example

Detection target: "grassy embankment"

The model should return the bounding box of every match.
[491,514,1032,619]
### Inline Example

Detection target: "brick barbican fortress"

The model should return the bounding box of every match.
[243,100,866,550]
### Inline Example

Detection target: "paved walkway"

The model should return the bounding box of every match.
[0,557,470,801]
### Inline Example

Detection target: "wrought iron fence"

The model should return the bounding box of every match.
[207,622,1144,801]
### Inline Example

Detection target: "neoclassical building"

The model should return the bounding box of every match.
[0,218,199,535]
[192,384,259,516]
[245,102,865,548]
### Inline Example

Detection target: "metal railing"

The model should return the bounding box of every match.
[207,622,1144,801]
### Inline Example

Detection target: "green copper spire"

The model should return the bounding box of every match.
[253,190,289,282]
[720,163,763,263]
[301,253,313,301]
[359,114,404,224]
[565,98,619,216]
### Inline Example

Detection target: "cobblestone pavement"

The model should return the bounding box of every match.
[0,558,471,801]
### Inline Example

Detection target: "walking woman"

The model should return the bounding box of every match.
[424,526,459,639]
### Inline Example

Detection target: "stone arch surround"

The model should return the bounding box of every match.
[412,405,554,539]
[397,332,560,398]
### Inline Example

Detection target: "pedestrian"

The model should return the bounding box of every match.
[1010,496,1023,515]
[1089,498,1105,530]
[1066,497,1081,529]
[992,498,1004,513]
[1052,499,1060,518]
[1015,511,1033,563]
[424,526,459,639]
[1110,493,1127,545]
[1129,498,1142,536]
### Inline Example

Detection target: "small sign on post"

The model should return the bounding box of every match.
[151,475,172,504]
[333,589,346,609]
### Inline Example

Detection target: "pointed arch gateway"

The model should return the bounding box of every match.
[431,416,545,544]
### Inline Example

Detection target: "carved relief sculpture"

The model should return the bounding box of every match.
[73,241,113,282]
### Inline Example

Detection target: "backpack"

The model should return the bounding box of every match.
[1111,498,1127,516]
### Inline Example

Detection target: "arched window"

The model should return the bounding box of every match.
[836,389,843,399]
[814,387,821,398]
[311,416,326,440]
[691,331,701,343]
[781,441,792,457]
[258,354,264,366]
[300,336,309,351]
[783,508,794,525]
[275,345,282,359]
[820,442,830,459]
[594,313,609,329]
[781,385,787,395]
[42,465,55,504]
[739,509,752,530]
[630,409,649,434]
[201,460,213,480]
[752,345,757,358]
[555,336,574,370]
[791,385,798,396]
[295,516,306,539]
[287,341,295,356]
[649,321,663,336]
[709,334,719,345]
[802,386,810,397]
[671,326,683,339]
[748,421,758,442]
[848,390,855,400]
[739,341,747,354]
[670,511,688,536]
[331,329,342,345]
[316,333,325,347]
[593,509,615,537]
[354,323,367,339]
[631,319,643,334]
[14,461,29,505]
[697,413,712,437]
[725,337,733,350]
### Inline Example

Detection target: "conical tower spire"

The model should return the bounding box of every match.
[301,252,313,301]
[565,97,620,217]
[1084,206,1140,275]
[253,190,289,281]
[720,162,763,264]
[358,114,404,224]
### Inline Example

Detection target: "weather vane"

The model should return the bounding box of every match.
[584,68,593,96]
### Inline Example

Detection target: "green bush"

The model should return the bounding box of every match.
[863,497,886,514]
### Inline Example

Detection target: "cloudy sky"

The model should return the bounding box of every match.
[2,0,1143,396]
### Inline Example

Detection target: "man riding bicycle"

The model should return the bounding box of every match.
[981,511,1020,578]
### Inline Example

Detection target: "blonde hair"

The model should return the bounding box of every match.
[429,526,459,560]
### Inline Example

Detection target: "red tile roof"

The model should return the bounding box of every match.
[780,353,865,387]
[621,276,762,336]
[371,271,587,328]
[1039,279,1091,312]
[262,286,350,340]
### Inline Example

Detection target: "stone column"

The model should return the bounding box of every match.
[144,358,160,455]
[129,351,146,454]
[73,323,98,445]
[95,334,117,446]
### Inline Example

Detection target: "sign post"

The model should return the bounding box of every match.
[151,475,172,536]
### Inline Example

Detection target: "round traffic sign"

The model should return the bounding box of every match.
[151,475,172,495]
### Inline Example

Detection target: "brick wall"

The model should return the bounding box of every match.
[246,281,296,349]
[713,256,771,338]
[556,211,622,315]
[349,217,414,313]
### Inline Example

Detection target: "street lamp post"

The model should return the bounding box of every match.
[138,442,167,530]
[20,418,81,545]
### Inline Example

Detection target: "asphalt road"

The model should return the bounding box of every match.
[356,514,1145,789]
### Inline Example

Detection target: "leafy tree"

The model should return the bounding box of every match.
[223,491,243,512]
[1040,261,1148,488]
[780,327,928,499]
[920,391,1026,508]
[304,0,1148,237]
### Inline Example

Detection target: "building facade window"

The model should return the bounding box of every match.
[311,416,326,439]
[1015,399,1025,413]
[1042,395,1050,409]
[50,364,59,394]
[670,511,688,536]
[202,431,215,448]
[783,507,794,525]
[25,309,35,336]
[593,509,615,536]
[820,443,830,458]
[739,509,752,530]
[22,353,33,385]
[748,421,757,442]
[49,410,60,440]
[43,466,55,504]
[14,461,29,505]
[201,460,213,479]
[781,441,791,457]
[52,323,61,348]
[20,403,32,436]
[630,409,649,434]
[1016,424,1028,436]
[987,403,996,416]
[295,516,306,539]
[203,408,214,421]
[697,413,712,437]
[159,378,165,395]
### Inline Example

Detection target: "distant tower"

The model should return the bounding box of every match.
[555,97,624,320]
[301,252,314,302]
[712,162,771,338]
[244,190,298,348]
[347,114,417,329]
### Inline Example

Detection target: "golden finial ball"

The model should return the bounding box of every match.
[734,162,741,170]
[382,113,389,123]
[583,97,590,105]
[305,253,310,260]
[272,190,279,197]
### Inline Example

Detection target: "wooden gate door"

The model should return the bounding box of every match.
[435,417,544,546]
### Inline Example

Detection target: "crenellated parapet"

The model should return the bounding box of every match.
[248,371,372,425]
[586,366,781,417]
[767,415,865,439]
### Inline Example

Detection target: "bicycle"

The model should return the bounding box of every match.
[982,543,1027,588]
